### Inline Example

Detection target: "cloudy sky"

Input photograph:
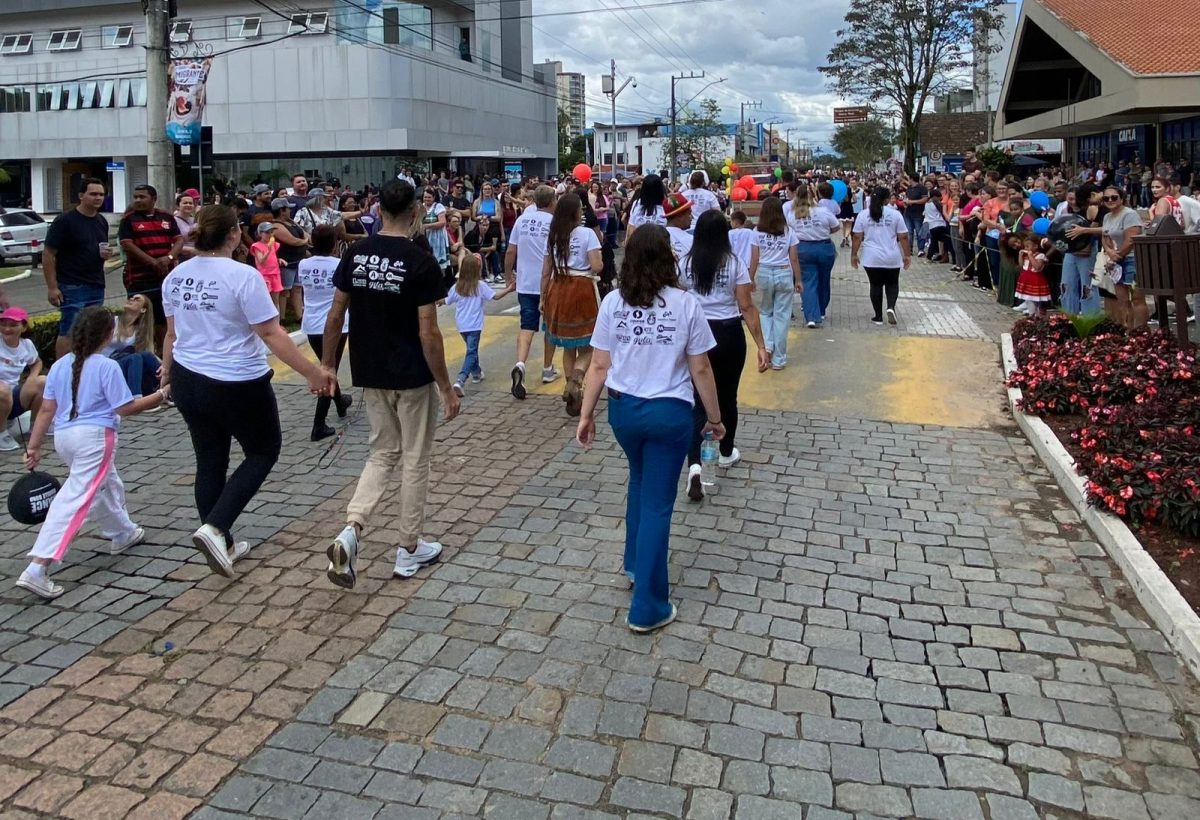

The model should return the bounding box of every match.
[531,0,853,152]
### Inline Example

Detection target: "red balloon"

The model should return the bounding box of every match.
[729,163,739,173]
[731,187,748,201]
[739,175,756,190]
[573,163,593,184]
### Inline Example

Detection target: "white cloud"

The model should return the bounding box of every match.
[532,0,853,148]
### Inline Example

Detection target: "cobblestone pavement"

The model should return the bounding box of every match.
[0,259,1198,818]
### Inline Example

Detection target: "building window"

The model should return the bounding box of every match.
[101,24,134,48]
[226,16,262,40]
[603,133,610,143]
[382,4,432,49]
[118,77,147,107]
[289,12,329,35]
[0,85,32,112]
[98,79,115,108]
[1,34,33,55]
[169,21,193,43]
[46,30,82,52]
[618,132,627,143]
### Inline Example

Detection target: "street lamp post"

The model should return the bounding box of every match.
[603,60,636,180]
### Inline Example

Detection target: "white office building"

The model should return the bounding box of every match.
[0,0,557,212]
[973,1,1018,113]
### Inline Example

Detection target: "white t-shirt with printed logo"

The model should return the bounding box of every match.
[0,338,39,389]
[751,228,798,267]
[298,255,349,336]
[681,255,751,321]
[164,256,279,382]
[852,207,908,268]
[510,209,553,294]
[666,226,693,274]
[729,227,755,269]
[684,187,720,229]
[591,287,716,405]
[550,225,601,271]
[628,203,667,230]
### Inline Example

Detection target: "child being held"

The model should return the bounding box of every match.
[17,306,165,600]
[445,253,511,396]
[1014,233,1052,315]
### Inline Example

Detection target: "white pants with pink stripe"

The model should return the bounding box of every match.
[28,424,136,563]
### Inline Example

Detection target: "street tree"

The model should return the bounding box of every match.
[663,98,727,176]
[831,118,896,170]
[820,0,1002,174]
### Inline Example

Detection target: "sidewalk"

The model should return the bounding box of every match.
[0,254,1197,818]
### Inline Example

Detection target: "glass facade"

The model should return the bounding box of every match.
[1164,117,1199,169]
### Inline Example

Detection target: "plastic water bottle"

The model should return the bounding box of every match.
[700,432,719,489]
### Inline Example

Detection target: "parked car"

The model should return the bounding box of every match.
[0,209,47,266]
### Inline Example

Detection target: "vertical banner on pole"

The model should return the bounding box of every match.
[165,57,212,146]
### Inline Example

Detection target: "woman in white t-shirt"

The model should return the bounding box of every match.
[162,206,335,580]
[788,186,840,329]
[298,225,353,441]
[683,171,720,230]
[625,174,667,240]
[680,211,769,501]
[541,193,603,416]
[851,186,911,326]
[577,224,723,634]
[748,197,801,370]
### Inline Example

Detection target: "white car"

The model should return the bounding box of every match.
[0,209,47,265]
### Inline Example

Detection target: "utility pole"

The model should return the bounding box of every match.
[602,60,636,181]
[764,120,782,161]
[669,70,704,183]
[146,0,175,198]
[785,127,795,165]
[738,100,761,159]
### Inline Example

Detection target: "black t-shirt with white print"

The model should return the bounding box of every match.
[332,234,446,390]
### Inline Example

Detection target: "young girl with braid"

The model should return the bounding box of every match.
[16,307,166,599]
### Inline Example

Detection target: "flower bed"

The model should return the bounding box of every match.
[1008,313,1198,537]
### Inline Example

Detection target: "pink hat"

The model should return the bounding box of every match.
[0,307,29,324]
[183,188,201,200]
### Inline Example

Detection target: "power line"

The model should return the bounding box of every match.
[627,0,698,72]
[594,0,686,76]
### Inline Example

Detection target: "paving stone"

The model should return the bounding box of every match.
[944,756,1022,796]
[1084,785,1151,820]
[609,777,685,815]
[880,750,945,787]
[544,738,617,779]
[985,794,1040,820]
[733,795,802,819]
[771,766,833,805]
[707,724,766,761]
[301,790,383,820]
[253,783,321,819]
[831,744,880,784]
[1028,772,1083,810]
[413,749,485,785]
[911,788,985,820]
[540,772,605,806]
[835,783,913,817]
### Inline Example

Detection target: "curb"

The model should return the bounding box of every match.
[1001,333,1200,681]
[0,271,33,283]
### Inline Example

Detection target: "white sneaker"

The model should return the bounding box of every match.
[542,367,561,384]
[718,448,741,468]
[806,321,818,329]
[327,525,359,589]
[112,526,145,553]
[192,524,234,578]
[393,539,442,578]
[229,541,251,563]
[471,370,485,384]
[452,381,465,397]
[886,308,897,325]
[510,364,527,400]
[0,432,18,452]
[16,569,63,600]
[6,412,29,438]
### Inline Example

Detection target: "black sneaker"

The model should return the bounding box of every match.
[311,424,336,442]
[871,316,884,325]
[510,364,526,400]
[335,393,353,418]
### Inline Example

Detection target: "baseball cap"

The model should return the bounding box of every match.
[307,191,327,206]
[663,193,692,219]
[184,188,201,199]
[256,222,276,235]
[252,184,272,195]
[270,197,291,211]
[0,307,29,324]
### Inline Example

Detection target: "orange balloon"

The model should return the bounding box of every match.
[730,163,739,173]
[731,187,748,201]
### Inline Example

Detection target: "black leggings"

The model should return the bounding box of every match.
[865,267,900,319]
[688,318,746,465]
[307,333,347,427]
[171,363,282,540]
[927,226,951,260]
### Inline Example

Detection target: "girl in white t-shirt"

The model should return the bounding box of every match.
[18,306,165,599]
[680,210,770,500]
[728,210,755,270]
[625,174,668,240]
[748,198,801,370]
[576,224,723,634]
[298,225,353,441]
[0,307,46,452]
[541,193,603,416]
[851,186,911,325]
[445,253,512,396]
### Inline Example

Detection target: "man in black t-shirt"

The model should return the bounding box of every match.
[443,181,472,220]
[902,178,929,255]
[43,177,115,358]
[320,180,460,590]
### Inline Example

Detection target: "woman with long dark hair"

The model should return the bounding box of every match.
[748,197,800,369]
[576,225,723,633]
[542,193,603,415]
[851,187,910,325]
[681,211,769,501]
[625,173,667,240]
[162,206,334,578]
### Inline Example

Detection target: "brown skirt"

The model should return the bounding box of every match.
[543,273,599,349]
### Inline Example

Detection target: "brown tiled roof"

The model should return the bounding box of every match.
[1038,0,1200,76]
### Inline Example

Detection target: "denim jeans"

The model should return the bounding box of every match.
[797,241,836,324]
[903,211,925,252]
[1061,251,1100,314]
[58,283,106,336]
[114,351,161,397]
[757,265,793,367]
[608,392,691,628]
[457,330,482,383]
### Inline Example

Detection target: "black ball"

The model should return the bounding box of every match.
[1048,213,1092,254]
[8,471,61,526]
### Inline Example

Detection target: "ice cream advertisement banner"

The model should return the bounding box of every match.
[165,58,212,146]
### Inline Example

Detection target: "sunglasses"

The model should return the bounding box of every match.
[1102,195,1121,202]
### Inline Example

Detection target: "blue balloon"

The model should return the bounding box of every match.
[1032,217,1051,236]
[1029,191,1050,211]
[830,179,848,203]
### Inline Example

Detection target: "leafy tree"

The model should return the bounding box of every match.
[556,107,577,171]
[664,98,727,174]
[831,118,895,170]
[820,0,1002,174]
[975,145,1015,177]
